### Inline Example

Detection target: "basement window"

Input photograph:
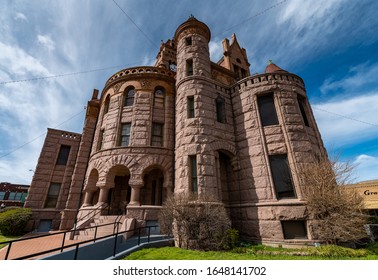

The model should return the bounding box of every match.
[281,221,308,239]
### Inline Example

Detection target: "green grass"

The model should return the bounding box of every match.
[124,244,378,260]
[0,232,21,249]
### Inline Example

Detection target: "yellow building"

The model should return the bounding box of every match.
[345,180,378,216]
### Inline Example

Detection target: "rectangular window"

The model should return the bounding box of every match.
[21,193,28,203]
[298,97,310,127]
[186,59,193,76]
[0,191,6,200]
[185,36,192,46]
[257,94,279,126]
[151,123,164,147]
[97,129,104,151]
[8,192,16,200]
[187,96,195,118]
[14,192,23,201]
[56,145,71,165]
[216,96,226,123]
[281,221,308,239]
[44,183,61,208]
[119,123,131,146]
[189,155,198,193]
[269,155,295,199]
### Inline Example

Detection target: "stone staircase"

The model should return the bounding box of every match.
[73,215,123,241]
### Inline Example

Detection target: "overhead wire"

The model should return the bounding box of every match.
[111,0,158,48]
[0,108,85,159]
[1,0,376,160]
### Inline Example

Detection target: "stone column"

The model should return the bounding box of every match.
[129,179,144,206]
[82,190,95,207]
[97,187,110,205]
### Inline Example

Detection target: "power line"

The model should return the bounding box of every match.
[0,108,85,159]
[214,0,288,37]
[313,106,378,128]
[111,0,158,48]
[1,64,126,85]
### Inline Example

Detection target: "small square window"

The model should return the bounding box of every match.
[185,36,192,46]
[281,221,308,239]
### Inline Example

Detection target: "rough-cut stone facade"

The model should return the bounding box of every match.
[26,17,327,243]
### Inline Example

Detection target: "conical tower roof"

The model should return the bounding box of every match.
[265,60,287,73]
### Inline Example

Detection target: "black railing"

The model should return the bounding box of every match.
[0,219,163,260]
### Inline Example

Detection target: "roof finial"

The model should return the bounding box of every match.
[189,14,194,19]
[268,59,273,65]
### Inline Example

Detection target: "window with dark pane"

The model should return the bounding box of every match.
[56,145,71,165]
[189,155,197,193]
[185,36,192,46]
[186,59,193,76]
[44,183,61,208]
[104,95,110,114]
[298,97,310,127]
[187,96,195,118]
[97,129,104,151]
[257,94,279,126]
[269,154,295,198]
[119,123,131,146]
[154,87,165,109]
[124,87,135,107]
[281,221,308,239]
[151,123,164,147]
[215,95,226,123]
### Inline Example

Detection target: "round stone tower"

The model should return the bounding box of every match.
[174,16,238,201]
[78,66,176,226]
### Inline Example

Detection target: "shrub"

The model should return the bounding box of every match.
[365,242,378,255]
[0,208,32,236]
[308,245,369,258]
[226,228,239,250]
[159,193,231,251]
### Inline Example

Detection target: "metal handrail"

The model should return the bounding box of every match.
[11,225,161,260]
[75,204,109,224]
[0,220,122,260]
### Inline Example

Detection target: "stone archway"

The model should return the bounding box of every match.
[105,165,131,214]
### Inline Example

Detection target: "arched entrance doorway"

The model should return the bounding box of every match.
[107,165,131,214]
[141,168,164,206]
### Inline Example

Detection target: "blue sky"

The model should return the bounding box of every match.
[0,0,377,184]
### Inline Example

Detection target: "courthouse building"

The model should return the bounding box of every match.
[25,16,327,243]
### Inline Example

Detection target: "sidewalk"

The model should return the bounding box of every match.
[0,232,81,260]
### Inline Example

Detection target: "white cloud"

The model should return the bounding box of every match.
[313,93,378,147]
[37,34,55,51]
[209,40,223,62]
[353,154,378,182]
[320,62,378,95]
[0,42,50,77]
[14,12,28,22]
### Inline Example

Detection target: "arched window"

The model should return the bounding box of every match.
[154,87,165,108]
[104,95,110,114]
[215,95,226,123]
[124,87,135,107]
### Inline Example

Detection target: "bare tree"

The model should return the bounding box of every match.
[300,155,368,244]
[158,192,231,250]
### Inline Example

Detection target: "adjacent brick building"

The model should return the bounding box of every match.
[25,17,327,243]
